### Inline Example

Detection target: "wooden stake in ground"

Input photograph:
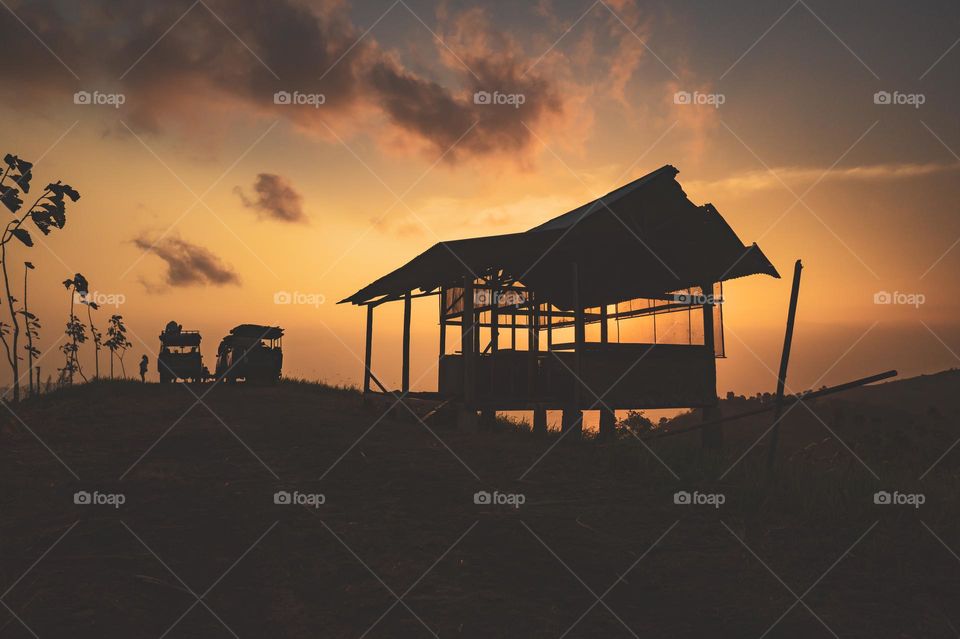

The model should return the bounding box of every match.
[766,259,803,473]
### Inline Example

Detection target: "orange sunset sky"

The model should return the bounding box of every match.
[2,0,959,402]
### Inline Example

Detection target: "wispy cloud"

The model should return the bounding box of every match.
[235,173,307,224]
[684,162,960,194]
[133,234,240,289]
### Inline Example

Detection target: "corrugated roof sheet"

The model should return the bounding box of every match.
[340,165,779,309]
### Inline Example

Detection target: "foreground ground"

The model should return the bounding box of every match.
[1,373,960,638]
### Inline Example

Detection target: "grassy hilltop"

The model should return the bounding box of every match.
[1,373,959,637]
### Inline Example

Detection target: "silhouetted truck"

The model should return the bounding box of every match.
[215,324,284,383]
[158,321,207,383]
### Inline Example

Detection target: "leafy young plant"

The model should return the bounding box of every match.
[61,274,89,384]
[0,153,79,401]
[22,261,39,396]
[85,299,101,379]
[104,314,132,379]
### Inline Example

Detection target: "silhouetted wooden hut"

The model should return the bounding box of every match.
[341,165,779,441]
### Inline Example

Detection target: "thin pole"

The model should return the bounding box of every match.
[438,289,447,357]
[363,305,374,397]
[462,276,476,407]
[573,263,584,409]
[766,260,804,472]
[402,292,411,394]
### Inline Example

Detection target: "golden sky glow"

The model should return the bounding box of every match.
[3,0,960,398]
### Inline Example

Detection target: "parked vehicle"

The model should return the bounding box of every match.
[215,324,283,383]
[158,321,208,383]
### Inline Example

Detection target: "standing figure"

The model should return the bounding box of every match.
[139,355,148,383]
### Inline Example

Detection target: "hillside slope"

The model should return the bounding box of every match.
[1,377,959,638]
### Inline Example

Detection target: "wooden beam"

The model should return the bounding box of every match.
[363,304,374,397]
[462,276,476,407]
[700,282,721,448]
[600,304,608,343]
[569,262,584,435]
[766,260,803,472]
[528,294,538,395]
[438,289,447,357]
[402,292,411,394]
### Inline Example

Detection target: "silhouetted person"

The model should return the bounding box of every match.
[139,355,148,383]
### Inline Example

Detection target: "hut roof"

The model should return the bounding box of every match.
[340,165,779,310]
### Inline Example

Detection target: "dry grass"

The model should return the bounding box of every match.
[1,375,959,637]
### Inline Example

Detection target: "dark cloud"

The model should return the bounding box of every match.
[0,0,566,161]
[234,173,307,223]
[133,234,240,288]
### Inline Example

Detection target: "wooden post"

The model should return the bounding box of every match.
[533,406,547,434]
[700,283,722,449]
[600,304,608,343]
[402,292,411,394]
[598,304,615,440]
[490,281,499,394]
[363,304,374,401]
[528,294,538,396]
[439,289,447,358]
[546,303,553,351]
[462,276,476,407]
[458,276,479,432]
[767,260,803,472]
[563,262,584,436]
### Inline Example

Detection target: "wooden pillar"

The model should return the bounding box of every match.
[545,304,553,351]
[490,287,500,353]
[462,276,476,407]
[363,304,374,401]
[600,304,608,343]
[402,292,411,394]
[700,283,722,449]
[598,303,616,439]
[599,409,616,440]
[490,281,499,395]
[528,295,538,396]
[439,289,447,357]
[563,262,584,436]
[767,260,803,472]
[533,406,547,434]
